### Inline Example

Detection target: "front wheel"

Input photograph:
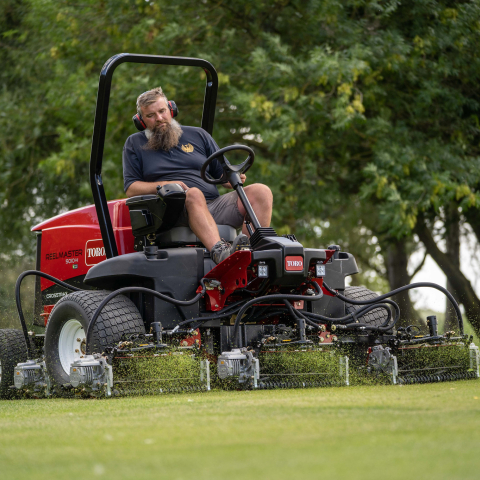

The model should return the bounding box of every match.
[0,329,28,399]
[44,290,145,387]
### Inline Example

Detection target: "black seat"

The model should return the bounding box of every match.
[154,225,237,247]
[126,184,237,249]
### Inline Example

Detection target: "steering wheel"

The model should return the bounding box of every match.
[200,145,255,185]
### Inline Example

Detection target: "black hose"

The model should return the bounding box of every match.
[246,305,282,323]
[186,308,291,333]
[323,281,464,334]
[171,304,289,336]
[239,279,270,295]
[361,300,400,330]
[304,303,396,332]
[372,299,399,327]
[86,280,207,348]
[15,270,82,359]
[283,299,307,341]
[303,300,400,325]
[16,270,462,360]
[338,303,396,331]
[170,299,246,333]
[232,281,323,347]
[302,298,399,327]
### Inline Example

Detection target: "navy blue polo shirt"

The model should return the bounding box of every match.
[123,126,224,200]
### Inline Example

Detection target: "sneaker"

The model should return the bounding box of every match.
[210,240,233,265]
[231,233,250,251]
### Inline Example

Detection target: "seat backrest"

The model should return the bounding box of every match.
[126,184,187,238]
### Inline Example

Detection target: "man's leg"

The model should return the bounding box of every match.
[236,184,273,235]
[184,188,220,251]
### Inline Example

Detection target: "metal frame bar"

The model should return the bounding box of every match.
[89,53,219,258]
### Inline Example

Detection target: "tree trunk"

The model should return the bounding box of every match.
[384,239,420,328]
[444,205,460,331]
[415,216,480,337]
[463,206,480,244]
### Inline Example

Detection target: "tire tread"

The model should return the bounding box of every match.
[0,329,28,399]
[49,290,145,353]
[344,286,389,327]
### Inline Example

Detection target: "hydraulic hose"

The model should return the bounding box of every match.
[170,299,246,333]
[232,281,323,347]
[304,302,396,332]
[336,304,395,331]
[302,298,400,331]
[283,299,308,341]
[238,279,270,295]
[15,270,82,359]
[323,281,464,335]
[16,270,208,354]
[297,311,327,331]
[16,272,463,359]
[86,280,207,348]
[186,307,293,334]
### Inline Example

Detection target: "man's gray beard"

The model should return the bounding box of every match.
[143,119,182,151]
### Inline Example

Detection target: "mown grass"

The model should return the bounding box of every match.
[0,380,479,480]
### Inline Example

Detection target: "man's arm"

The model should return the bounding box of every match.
[126,180,189,197]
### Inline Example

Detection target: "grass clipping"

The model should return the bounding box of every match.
[112,350,206,395]
[109,342,475,395]
[258,347,347,388]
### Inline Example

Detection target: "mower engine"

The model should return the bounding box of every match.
[14,359,51,396]
[70,354,113,397]
[217,348,259,385]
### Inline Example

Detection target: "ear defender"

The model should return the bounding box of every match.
[168,100,178,118]
[132,113,147,132]
[132,100,178,131]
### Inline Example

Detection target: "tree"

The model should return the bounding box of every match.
[1,0,480,336]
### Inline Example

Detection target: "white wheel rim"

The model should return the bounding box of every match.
[58,319,86,374]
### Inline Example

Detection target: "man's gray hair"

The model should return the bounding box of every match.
[136,87,168,115]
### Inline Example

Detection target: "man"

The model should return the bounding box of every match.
[123,87,273,264]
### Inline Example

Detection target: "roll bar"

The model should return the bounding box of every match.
[89,53,218,258]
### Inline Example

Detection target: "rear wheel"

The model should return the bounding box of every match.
[344,286,389,328]
[45,290,145,387]
[0,329,28,399]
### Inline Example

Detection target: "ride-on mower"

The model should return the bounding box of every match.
[1,54,478,399]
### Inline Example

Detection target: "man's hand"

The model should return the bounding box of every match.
[222,174,246,189]
[157,180,189,191]
[173,181,189,192]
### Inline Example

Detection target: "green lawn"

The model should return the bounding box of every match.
[1,381,479,480]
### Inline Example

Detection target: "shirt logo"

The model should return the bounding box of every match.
[181,143,194,153]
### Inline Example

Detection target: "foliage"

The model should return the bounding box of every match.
[1,0,480,288]
[0,259,35,329]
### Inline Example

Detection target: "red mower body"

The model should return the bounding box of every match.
[32,199,135,325]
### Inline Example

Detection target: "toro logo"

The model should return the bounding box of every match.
[85,239,106,266]
[285,256,304,271]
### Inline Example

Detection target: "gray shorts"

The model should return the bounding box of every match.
[174,190,244,228]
